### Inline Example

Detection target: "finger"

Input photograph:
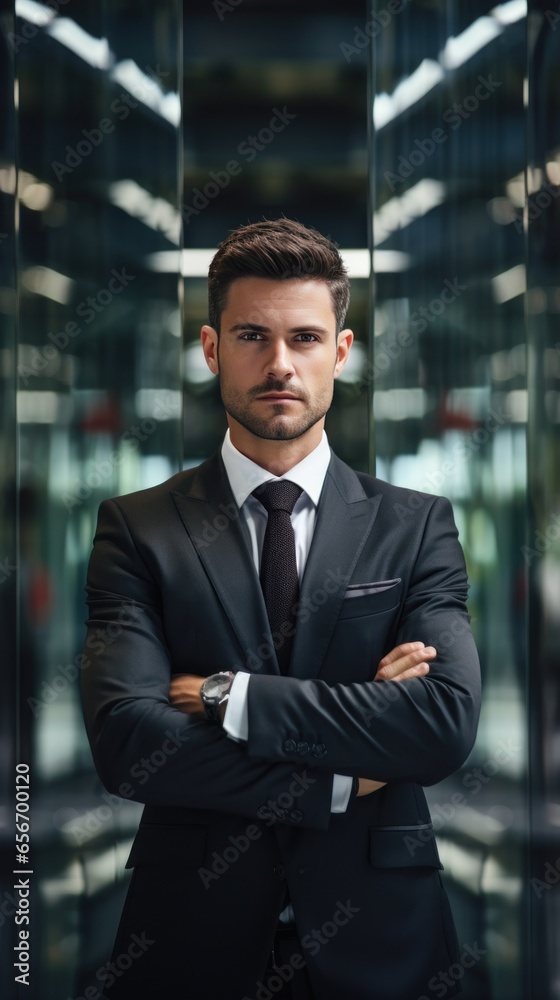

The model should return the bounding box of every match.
[378,642,426,668]
[377,647,436,679]
[169,679,191,702]
[388,662,431,682]
[376,646,436,680]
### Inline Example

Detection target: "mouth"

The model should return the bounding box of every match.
[256,393,302,402]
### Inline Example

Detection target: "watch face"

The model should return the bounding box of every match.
[204,674,231,699]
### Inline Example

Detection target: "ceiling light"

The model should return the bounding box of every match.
[21,265,74,304]
[491,264,526,303]
[374,59,444,131]
[46,19,112,70]
[373,179,447,246]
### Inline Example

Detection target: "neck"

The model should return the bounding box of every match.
[228,420,324,476]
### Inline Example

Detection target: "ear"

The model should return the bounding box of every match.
[334,329,354,378]
[201,325,219,375]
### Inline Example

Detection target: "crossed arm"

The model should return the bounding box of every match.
[82,495,480,829]
[168,641,437,797]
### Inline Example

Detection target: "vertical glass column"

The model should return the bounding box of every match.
[11,1,183,995]
[526,3,560,998]
[0,0,19,988]
[370,4,529,998]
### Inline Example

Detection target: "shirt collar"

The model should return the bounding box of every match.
[221,428,332,509]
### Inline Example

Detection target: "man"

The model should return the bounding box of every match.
[81,218,481,1000]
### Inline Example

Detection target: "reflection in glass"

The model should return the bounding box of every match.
[371,4,528,998]
[11,1,183,994]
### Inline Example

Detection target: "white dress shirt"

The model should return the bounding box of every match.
[220,428,353,814]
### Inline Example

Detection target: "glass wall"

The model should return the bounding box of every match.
[526,3,560,997]
[2,2,183,996]
[180,0,371,472]
[370,1,558,997]
[2,0,560,997]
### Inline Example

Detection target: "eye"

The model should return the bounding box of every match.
[239,332,264,341]
[294,333,318,343]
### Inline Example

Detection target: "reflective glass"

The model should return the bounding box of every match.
[371,4,529,997]
[526,3,560,997]
[3,0,560,996]
[182,1,370,469]
[8,1,183,994]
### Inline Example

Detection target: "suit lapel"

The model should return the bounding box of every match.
[170,454,280,675]
[289,454,382,680]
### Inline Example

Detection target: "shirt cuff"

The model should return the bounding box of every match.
[331,774,353,813]
[223,671,250,742]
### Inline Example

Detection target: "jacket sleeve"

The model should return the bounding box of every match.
[246,496,481,786]
[80,498,333,830]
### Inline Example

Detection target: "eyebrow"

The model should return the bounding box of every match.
[228,322,330,334]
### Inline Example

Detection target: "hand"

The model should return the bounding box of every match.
[356,643,437,796]
[169,673,205,715]
[356,778,386,797]
[374,641,436,683]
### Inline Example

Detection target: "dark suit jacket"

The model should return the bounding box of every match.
[81,450,481,1000]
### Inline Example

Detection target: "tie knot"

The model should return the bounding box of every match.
[252,479,303,515]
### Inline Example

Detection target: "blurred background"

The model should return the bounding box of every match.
[0,0,559,997]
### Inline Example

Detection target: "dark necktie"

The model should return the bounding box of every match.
[252,480,303,675]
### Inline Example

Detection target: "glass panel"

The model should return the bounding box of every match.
[12,1,183,994]
[182,0,370,470]
[371,4,529,997]
[0,0,19,985]
[526,3,560,997]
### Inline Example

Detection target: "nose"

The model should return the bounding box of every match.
[264,339,295,381]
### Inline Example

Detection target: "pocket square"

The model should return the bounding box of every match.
[344,578,401,599]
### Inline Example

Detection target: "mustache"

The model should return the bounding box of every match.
[248,381,305,400]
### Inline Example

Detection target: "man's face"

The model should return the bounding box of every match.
[201,277,352,444]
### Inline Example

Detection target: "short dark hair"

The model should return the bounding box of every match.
[207,218,350,332]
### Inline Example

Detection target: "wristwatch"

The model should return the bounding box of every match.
[200,671,235,724]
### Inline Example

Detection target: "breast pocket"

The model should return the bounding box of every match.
[337,578,402,620]
[321,579,403,682]
[368,825,443,870]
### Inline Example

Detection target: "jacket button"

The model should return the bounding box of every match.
[312,743,327,758]
[290,809,303,823]
[283,739,297,753]
[273,865,285,879]
[297,741,309,755]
